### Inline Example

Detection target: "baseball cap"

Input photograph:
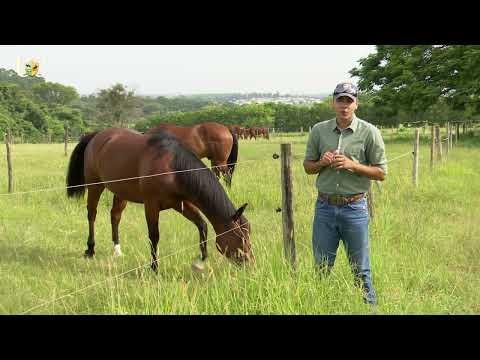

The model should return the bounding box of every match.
[333,82,358,101]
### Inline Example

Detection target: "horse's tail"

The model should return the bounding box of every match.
[66,131,99,198]
[226,129,238,187]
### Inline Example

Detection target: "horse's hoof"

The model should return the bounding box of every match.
[113,244,123,257]
[84,250,95,258]
[150,264,158,274]
[192,258,206,273]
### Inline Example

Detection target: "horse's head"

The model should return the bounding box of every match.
[215,203,253,265]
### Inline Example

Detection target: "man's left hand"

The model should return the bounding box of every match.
[331,154,357,172]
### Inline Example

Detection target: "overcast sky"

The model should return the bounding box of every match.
[0,45,376,96]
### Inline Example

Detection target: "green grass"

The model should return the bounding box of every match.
[0,129,479,314]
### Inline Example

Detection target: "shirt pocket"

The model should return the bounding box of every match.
[344,141,366,163]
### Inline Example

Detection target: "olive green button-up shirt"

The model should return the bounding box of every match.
[304,115,387,195]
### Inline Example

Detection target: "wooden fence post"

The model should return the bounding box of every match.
[64,126,68,156]
[446,122,449,158]
[448,123,452,150]
[435,125,442,162]
[413,128,420,187]
[430,125,435,171]
[5,129,13,193]
[367,183,375,218]
[450,123,454,150]
[452,123,457,145]
[280,143,296,270]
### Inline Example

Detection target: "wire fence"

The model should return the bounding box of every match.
[20,221,250,314]
[0,158,271,197]
[4,123,472,314]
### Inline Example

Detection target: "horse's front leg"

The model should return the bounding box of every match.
[174,201,208,260]
[85,184,105,258]
[111,195,128,257]
[144,201,160,273]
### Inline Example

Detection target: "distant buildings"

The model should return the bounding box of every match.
[233,96,324,106]
[138,93,328,106]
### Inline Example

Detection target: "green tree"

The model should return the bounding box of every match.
[0,83,50,132]
[72,94,97,130]
[350,45,480,120]
[31,82,79,107]
[51,106,85,139]
[0,68,45,90]
[96,83,143,128]
[0,104,14,133]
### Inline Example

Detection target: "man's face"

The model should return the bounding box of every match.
[333,96,357,122]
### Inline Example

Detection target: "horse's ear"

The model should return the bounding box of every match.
[232,203,248,222]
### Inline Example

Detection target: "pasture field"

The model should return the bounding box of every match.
[1,128,479,314]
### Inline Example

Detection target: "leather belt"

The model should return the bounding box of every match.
[318,192,365,205]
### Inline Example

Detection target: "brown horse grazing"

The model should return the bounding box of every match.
[146,122,238,188]
[66,128,252,272]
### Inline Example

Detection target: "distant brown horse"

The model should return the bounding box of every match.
[227,125,243,140]
[246,127,260,140]
[259,127,270,139]
[146,122,238,188]
[237,126,246,139]
[66,128,252,272]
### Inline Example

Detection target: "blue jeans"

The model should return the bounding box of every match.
[312,196,377,305]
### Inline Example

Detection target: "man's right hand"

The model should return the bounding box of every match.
[303,150,337,175]
[319,150,336,167]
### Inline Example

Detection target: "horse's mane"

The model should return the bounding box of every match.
[146,131,236,221]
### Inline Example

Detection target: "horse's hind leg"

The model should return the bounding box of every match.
[144,201,160,273]
[210,160,223,185]
[223,168,232,188]
[111,195,127,257]
[212,160,231,188]
[85,184,105,258]
[174,201,208,261]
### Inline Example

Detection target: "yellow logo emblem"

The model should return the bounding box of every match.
[16,57,40,77]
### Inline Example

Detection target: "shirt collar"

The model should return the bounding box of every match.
[331,114,359,133]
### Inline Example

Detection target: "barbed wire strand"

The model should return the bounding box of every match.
[385,152,412,163]
[1,147,422,207]
[0,158,273,197]
[20,221,249,315]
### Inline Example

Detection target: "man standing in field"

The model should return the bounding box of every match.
[303,82,387,307]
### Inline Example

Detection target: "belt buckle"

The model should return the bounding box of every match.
[328,195,335,205]
[331,195,343,206]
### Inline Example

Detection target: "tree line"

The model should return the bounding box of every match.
[1,45,478,143]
